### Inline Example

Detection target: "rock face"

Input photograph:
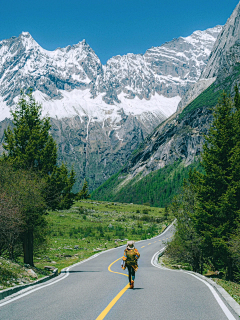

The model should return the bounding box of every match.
[178,2,240,111]
[49,113,151,190]
[0,27,221,191]
[119,106,213,181]
[201,2,240,79]
[100,26,222,103]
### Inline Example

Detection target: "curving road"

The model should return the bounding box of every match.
[0,224,238,320]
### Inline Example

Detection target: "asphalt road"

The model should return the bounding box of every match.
[0,224,238,320]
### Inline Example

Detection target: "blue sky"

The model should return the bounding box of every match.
[0,0,239,64]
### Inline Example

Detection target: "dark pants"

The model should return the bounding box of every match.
[127,265,135,284]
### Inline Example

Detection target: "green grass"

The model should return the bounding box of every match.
[213,279,240,305]
[33,200,169,272]
[159,254,192,271]
[0,257,49,290]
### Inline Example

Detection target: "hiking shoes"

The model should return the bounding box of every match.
[130,280,134,289]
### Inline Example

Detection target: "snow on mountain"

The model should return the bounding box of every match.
[98,26,222,105]
[0,32,103,107]
[0,26,221,123]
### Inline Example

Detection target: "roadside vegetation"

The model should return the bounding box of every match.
[213,279,240,305]
[0,257,49,290]
[35,200,169,271]
[166,87,240,287]
[0,199,170,289]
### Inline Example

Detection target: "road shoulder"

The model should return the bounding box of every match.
[153,248,240,318]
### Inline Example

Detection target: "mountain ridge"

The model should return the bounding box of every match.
[0,26,221,122]
[0,26,221,191]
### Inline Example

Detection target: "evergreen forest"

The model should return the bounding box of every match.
[167,88,240,282]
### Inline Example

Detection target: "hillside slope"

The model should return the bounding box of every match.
[92,2,240,204]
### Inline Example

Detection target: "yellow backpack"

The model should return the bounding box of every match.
[126,249,137,265]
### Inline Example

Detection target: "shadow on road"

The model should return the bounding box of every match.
[61,270,100,273]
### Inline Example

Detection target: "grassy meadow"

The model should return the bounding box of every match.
[33,200,169,272]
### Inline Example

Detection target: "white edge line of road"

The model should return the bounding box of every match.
[0,245,124,308]
[151,248,239,320]
[0,220,175,308]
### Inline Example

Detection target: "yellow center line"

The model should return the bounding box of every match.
[141,246,145,248]
[148,243,151,245]
[96,258,129,320]
[107,258,128,276]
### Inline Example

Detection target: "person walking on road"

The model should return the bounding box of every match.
[121,241,140,289]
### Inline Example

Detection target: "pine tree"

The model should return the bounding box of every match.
[231,85,240,209]
[228,85,240,280]
[167,179,202,272]
[77,179,90,200]
[2,91,76,265]
[2,91,75,210]
[3,91,57,174]
[192,92,239,279]
[45,164,76,209]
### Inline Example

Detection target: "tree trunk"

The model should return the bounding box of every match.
[23,229,34,266]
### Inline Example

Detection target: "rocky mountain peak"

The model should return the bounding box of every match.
[71,39,91,51]
[184,26,222,44]
[201,2,240,79]
[178,3,240,111]
[20,31,32,38]
[18,31,40,50]
[80,39,87,45]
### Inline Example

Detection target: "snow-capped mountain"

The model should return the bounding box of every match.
[0,27,221,122]
[0,32,103,113]
[0,26,221,191]
[101,26,222,103]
